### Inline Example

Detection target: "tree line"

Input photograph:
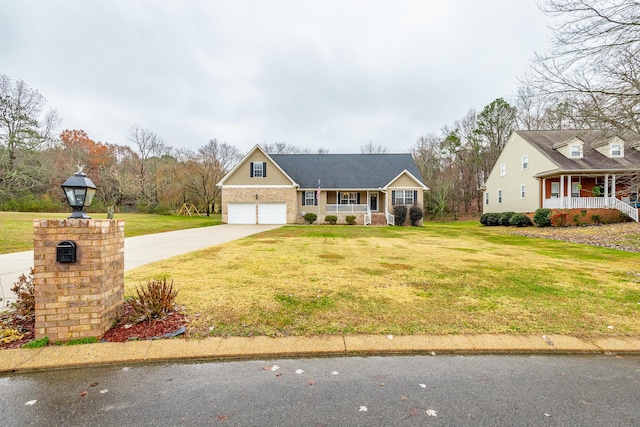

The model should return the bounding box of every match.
[1,1,636,218]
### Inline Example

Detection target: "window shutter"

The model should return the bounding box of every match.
[250,162,254,177]
[302,192,306,206]
[392,190,396,206]
[314,191,318,206]
[414,190,418,205]
[263,162,267,177]
[356,193,360,204]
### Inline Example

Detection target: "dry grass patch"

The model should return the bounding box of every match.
[124,223,640,338]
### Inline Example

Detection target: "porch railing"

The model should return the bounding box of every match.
[386,209,395,226]
[543,197,638,222]
[326,204,368,213]
[364,211,371,226]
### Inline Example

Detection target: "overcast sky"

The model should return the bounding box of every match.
[1,0,551,154]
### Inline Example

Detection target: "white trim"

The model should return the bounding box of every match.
[222,184,298,188]
[217,144,298,187]
[383,169,429,190]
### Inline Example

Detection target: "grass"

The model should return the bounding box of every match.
[124,221,640,339]
[0,212,222,254]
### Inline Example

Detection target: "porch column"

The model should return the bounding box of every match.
[542,178,546,208]
[605,174,609,207]
[612,174,616,199]
[567,175,572,208]
[560,175,565,208]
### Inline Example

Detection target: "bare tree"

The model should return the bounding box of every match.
[186,139,242,215]
[262,142,311,154]
[525,0,640,132]
[360,140,388,154]
[127,124,167,208]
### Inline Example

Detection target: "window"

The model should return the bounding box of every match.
[571,182,580,197]
[497,189,503,204]
[551,182,560,198]
[500,163,506,176]
[392,190,415,206]
[522,155,529,170]
[250,162,266,178]
[520,184,526,199]
[485,192,489,205]
[303,191,317,206]
[340,192,359,205]
[611,144,622,157]
[570,145,582,158]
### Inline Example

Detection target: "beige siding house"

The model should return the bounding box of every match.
[218,145,428,225]
[483,130,640,221]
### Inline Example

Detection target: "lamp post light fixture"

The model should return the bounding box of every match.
[61,167,97,219]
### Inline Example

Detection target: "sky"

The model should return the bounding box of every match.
[1,0,552,155]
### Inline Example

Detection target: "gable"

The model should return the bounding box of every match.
[386,170,427,189]
[221,147,295,186]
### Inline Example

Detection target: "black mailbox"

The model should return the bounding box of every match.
[56,240,77,263]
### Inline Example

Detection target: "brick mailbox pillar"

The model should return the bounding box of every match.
[33,219,125,342]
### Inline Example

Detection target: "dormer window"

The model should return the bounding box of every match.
[570,145,582,158]
[611,144,622,157]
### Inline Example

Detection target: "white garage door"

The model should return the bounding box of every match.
[228,203,256,224]
[258,203,287,224]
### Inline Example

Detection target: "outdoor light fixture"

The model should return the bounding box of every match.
[61,167,97,219]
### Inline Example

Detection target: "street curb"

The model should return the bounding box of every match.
[2,334,640,373]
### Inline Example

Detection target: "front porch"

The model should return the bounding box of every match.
[541,174,639,222]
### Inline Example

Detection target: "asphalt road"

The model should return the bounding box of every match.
[1,355,639,426]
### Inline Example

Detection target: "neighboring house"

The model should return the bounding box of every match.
[482,130,640,221]
[217,145,428,225]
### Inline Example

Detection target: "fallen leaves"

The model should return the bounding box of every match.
[24,400,37,406]
[426,409,438,417]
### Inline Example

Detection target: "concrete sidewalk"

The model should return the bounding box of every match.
[2,334,640,373]
[0,224,281,308]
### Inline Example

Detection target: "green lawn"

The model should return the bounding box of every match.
[125,221,640,338]
[0,212,222,254]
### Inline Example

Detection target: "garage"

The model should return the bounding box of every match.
[258,203,287,224]
[228,203,256,224]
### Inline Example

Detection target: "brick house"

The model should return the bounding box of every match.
[217,145,428,225]
[482,130,640,221]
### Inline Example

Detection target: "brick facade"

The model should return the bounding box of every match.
[33,219,124,342]
[221,187,298,223]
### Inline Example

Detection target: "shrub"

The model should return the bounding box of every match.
[533,208,552,227]
[130,278,179,322]
[324,215,337,225]
[10,268,35,316]
[479,213,490,225]
[345,215,357,225]
[482,213,500,226]
[409,205,424,226]
[393,205,408,225]
[509,213,532,227]
[303,212,318,224]
[591,214,602,224]
[499,212,515,226]
[552,211,569,227]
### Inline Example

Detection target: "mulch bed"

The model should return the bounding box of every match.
[0,301,187,349]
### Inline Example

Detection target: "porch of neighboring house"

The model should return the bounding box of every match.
[540,174,639,222]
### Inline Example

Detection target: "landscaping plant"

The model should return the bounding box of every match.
[324,215,337,225]
[345,215,357,225]
[409,205,424,226]
[303,212,318,224]
[10,268,35,316]
[533,208,552,227]
[130,278,179,321]
[393,205,407,225]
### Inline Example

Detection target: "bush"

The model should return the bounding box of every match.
[324,215,337,225]
[130,278,179,322]
[552,211,569,227]
[509,213,532,227]
[22,337,49,349]
[533,208,552,227]
[409,205,424,226]
[11,268,35,316]
[480,213,501,226]
[499,212,515,226]
[303,212,318,224]
[0,194,65,212]
[591,214,602,224]
[345,215,357,225]
[393,205,408,225]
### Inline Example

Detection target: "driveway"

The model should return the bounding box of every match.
[0,224,281,308]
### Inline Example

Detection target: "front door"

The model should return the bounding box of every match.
[369,192,378,212]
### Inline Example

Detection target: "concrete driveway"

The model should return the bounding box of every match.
[0,224,281,308]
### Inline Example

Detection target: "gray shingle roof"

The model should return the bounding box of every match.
[269,153,424,189]
[515,130,640,173]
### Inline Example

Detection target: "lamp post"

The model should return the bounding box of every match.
[61,167,97,219]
